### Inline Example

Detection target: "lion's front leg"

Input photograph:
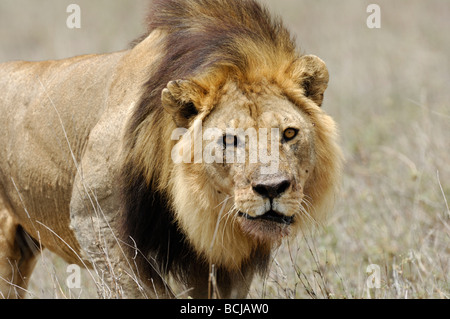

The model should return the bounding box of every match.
[70,168,164,299]
[184,263,255,299]
[0,198,40,299]
[217,267,255,299]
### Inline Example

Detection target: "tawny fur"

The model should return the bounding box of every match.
[0,0,342,299]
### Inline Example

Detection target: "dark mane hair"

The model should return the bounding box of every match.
[128,0,297,136]
[120,0,297,290]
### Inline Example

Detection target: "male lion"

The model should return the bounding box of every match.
[0,0,342,298]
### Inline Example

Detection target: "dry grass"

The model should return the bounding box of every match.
[1,0,448,299]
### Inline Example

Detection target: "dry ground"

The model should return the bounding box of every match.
[0,0,448,299]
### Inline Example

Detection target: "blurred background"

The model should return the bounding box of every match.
[0,0,448,298]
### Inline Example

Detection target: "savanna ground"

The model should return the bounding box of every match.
[0,0,448,299]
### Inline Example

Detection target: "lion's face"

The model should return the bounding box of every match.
[161,55,340,267]
[201,82,315,243]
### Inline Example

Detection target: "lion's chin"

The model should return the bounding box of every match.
[238,211,293,243]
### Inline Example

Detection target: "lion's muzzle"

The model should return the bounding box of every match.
[236,173,296,242]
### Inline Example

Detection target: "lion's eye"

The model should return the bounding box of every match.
[283,128,298,141]
[223,135,238,148]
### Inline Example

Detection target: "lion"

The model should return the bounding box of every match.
[0,0,342,299]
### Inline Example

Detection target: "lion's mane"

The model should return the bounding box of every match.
[120,0,342,288]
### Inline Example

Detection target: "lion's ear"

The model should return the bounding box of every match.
[161,80,202,127]
[297,55,329,107]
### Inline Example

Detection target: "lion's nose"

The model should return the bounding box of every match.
[252,178,291,199]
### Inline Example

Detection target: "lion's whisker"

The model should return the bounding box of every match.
[295,199,319,226]
[219,204,236,235]
[215,195,232,209]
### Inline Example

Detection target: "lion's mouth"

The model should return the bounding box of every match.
[237,210,294,242]
[238,210,294,225]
